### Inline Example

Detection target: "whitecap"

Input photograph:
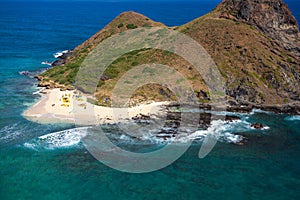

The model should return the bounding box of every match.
[23,127,89,150]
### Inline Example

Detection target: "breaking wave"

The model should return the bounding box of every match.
[41,61,52,66]
[178,119,251,144]
[53,50,69,58]
[23,127,89,150]
[23,118,257,151]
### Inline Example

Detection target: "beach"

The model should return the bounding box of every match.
[23,88,167,125]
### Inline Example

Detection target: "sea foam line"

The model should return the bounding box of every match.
[23,117,262,150]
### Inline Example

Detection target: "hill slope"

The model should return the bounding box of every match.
[39,0,300,109]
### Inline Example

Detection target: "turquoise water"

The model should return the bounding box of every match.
[0,1,300,199]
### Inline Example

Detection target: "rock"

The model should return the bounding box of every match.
[51,50,72,67]
[251,123,264,129]
[132,113,151,124]
[51,59,66,67]
[57,50,72,59]
[225,115,241,122]
[159,88,171,99]
[256,103,300,115]
[197,90,209,99]
[19,71,30,76]
[218,0,300,55]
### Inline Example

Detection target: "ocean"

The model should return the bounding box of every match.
[0,0,300,199]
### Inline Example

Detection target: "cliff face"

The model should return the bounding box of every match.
[40,0,300,109]
[176,0,300,106]
[217,0,300,55]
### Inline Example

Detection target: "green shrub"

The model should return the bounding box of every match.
[131,61,139,66]
[126,24,138,29]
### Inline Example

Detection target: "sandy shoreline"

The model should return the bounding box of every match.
[23,88,168,125]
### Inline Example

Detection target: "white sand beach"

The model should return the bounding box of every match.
[23,88,168,125]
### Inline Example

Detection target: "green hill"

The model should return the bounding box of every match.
[38,0,300,108]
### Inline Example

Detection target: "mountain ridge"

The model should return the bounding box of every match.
[38,0,300,113]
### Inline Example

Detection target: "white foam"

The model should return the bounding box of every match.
[262,126,270,130]
[250,109,272,115]
[223,132,244,143]
[139,119,252,144]
[32,87,45,95]
[53,50,69,58]
[159,119,252,144]
[22,116,265,150]
[0,123,26,143]
[23,127,89,150]
[285,115,300,121]
[23,142,38,150]
[41,61,52,66]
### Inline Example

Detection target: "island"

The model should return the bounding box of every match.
[24,0,300,126]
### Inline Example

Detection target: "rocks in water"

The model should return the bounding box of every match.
[19,69,47,78]
[51,59,66,67]
[225,102,300,115]
[56,50,72,59]
[251,123,264,129]
[19,71,30,76]
[132,113,151,124]
[234,135,248,146]
[51,50,72,66]
[227,105,253,113]
[255,103,300,115]
[225,115,241,122]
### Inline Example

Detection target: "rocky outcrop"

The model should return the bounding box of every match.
[51,59,66,67]
[217,0,300,55]
[51,50,72,67]
[37,76,73,90]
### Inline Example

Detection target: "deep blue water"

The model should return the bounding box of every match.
[0,1,300,199]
